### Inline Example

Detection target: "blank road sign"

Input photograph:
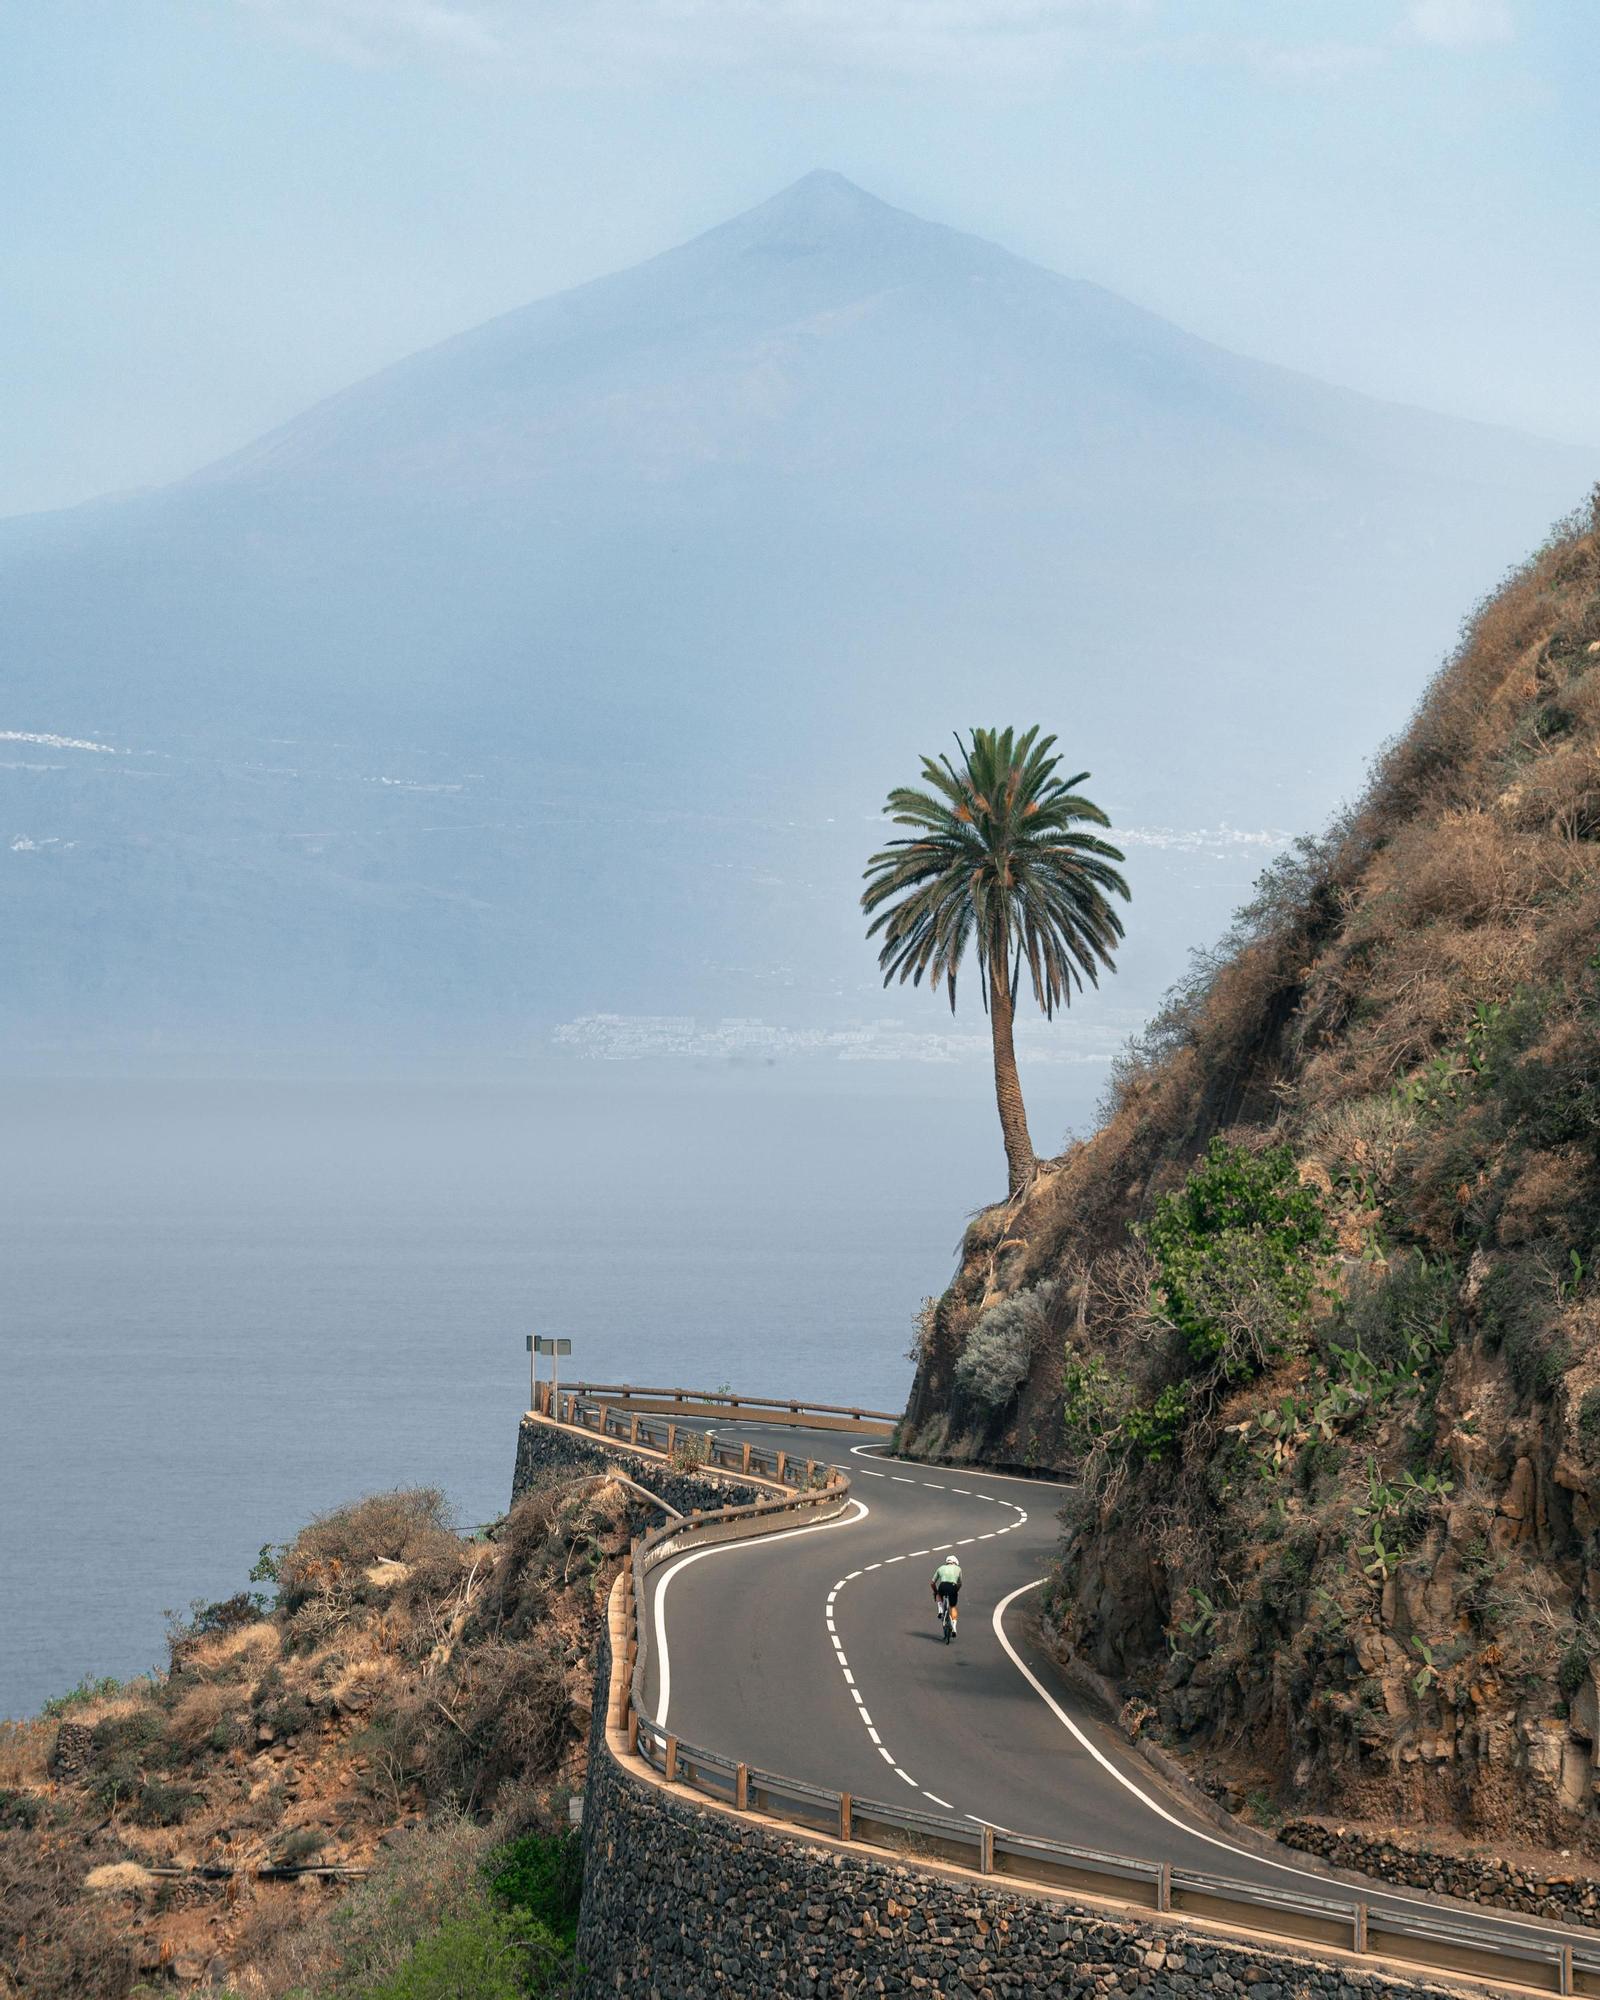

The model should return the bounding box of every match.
[532,1337,572,1356]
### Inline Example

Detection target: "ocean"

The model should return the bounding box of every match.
[0,1063,1099,1717]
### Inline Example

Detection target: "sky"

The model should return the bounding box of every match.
[3,0,1597,520]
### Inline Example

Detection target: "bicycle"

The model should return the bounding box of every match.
[936,1591,955,1644]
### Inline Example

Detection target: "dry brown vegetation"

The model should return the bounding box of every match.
[0,1474,640,1998]
[905,491,1600,1847]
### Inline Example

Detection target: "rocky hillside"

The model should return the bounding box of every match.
[904,491,1600,1844]
[0,1476,638,1998]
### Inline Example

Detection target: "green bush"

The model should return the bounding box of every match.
[488,1829,583,1951]
[1143,1140,1332,1378]
[1121,1383,1190,1462]
[40,1676,123,1718]
[360,1908,530,2000]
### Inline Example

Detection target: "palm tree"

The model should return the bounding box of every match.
[862,727,1130,1197]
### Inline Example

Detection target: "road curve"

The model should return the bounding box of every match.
[640,1421,1598,1964]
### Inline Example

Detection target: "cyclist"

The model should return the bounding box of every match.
[930,1554,962,1639]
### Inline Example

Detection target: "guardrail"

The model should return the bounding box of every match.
[557,1396,1600,2000]
[545,1379,898,1435]
[537,1383,863,1485]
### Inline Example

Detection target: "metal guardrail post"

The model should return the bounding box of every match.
[1157,1862,1171,1912]
[776,1450,787,1483]
[839,1793,852,1840]
[806,1459,816,1484]
[980,1825,995,1875]
[664,1736,679,1782]
[1353,1904,1368,1955]
[630,1413,639,1445]
[666,1423,677,1456]
[736,1763,749,1811]
[742,1442,752,1473]
[627,1708,639,1754]
[1561,1946,1574,1995]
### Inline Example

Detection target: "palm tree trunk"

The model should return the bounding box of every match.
[988,953,1037,1197]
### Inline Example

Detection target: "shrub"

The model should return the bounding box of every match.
[273,1824,327,1868]
[170,1591,269,1665]
[0,1787,41,1829]
[280,1488,456,1612]
[1143,1140,1332,1378]
[422,1637,571,1808]
[362,1907,532,2000]
[130,1775,201,1827]
[319,1814,497,1995]
[668,1431,710,1474]
[487,1828,583,1951]
[39,1676,123,1719]
[1331,1252,1455,1378]
[954,1283,1054,1417]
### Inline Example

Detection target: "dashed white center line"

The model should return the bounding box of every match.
[821,1473,1034,1818]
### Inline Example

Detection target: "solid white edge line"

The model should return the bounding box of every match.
[651,1497,868,1728]
[847,1437,1072,1496]
[990,1579,1568,1944]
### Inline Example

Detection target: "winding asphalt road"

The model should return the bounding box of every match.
[640,1421,1598,1970]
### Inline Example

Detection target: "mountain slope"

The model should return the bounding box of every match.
[904,494,1600,1842]
[2,173,1593,1053]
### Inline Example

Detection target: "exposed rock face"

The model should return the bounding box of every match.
[904,502,1600,1847]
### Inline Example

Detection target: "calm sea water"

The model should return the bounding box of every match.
[0,1065,1098,1717]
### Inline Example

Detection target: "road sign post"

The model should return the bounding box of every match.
[531,1335,573,1418]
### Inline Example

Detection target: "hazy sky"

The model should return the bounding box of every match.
[4,0,1596,519]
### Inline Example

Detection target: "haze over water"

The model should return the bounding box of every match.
[0,1063,1099,1718]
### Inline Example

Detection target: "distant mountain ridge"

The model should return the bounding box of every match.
[2,172,1593,1057]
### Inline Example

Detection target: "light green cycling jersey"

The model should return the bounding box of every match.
[932,1559,962,1587]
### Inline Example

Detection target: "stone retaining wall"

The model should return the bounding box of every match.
[511,1413,765,1519]
[1282,1819,1600,1932]
[577,1627,1456,2000]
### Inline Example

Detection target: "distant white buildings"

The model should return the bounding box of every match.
[550,1012,1133,1066]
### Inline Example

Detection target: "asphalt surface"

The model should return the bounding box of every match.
[639,1422,1598,1968]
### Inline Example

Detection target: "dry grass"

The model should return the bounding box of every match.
[0,1717,52,1787]
[183,1620,280,1679]
[164,1680,234,1754]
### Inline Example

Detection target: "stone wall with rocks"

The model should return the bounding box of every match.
[1282,1819,1600,1932]
[511,1413,765,1519]
[576,1632,1456,2000]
